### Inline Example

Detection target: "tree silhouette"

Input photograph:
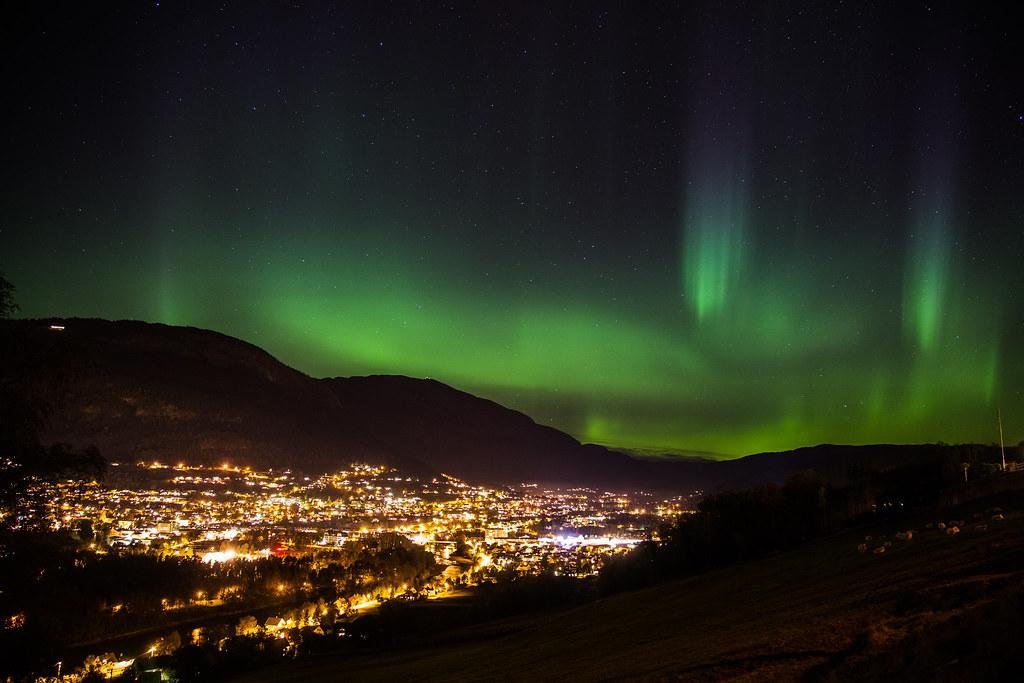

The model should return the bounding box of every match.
[0,274,105,504]
[0,272,16,319]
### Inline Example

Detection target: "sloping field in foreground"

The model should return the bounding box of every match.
[239,494,1024,681]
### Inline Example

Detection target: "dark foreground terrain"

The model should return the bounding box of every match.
[237,493,1024,681]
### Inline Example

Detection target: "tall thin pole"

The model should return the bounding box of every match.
[998,408,1006,471]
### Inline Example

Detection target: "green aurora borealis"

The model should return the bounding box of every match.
[3,3,1023,457]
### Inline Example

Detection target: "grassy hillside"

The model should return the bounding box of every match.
[237,493,1024,681]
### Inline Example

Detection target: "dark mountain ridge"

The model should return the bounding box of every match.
[2,318,1006,491]
[3,318,660,486]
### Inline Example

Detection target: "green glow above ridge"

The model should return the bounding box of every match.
[4,58,1020,460]
[7,199,1015,459]
[3,0,1023,467]
[903,211,951,351]
[683,200,746,322]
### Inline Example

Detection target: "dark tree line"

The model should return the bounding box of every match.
[332,532,438,597]
[600,448,1011,595]
[599,470,831,594]
[0,531,443,677]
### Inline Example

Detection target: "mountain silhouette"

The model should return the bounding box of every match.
[3,318,995,491]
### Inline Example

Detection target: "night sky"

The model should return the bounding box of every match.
[3,2,1023,457]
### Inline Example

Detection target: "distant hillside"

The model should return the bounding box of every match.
[714,442,1009,489]
[1,318,1006,491]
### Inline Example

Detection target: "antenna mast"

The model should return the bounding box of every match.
[998,408,1006,471]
